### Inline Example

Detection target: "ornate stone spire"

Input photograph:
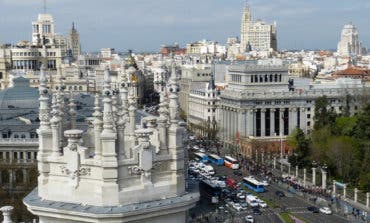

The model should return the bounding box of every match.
[168,63,180,125]
[50,95,61,157]
[102,67,114,133]
[39,64,51,130]
[68,92,76,129]
[92,93,103,160]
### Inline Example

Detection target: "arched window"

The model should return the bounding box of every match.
[14,134,19,138]
[79,86,83,91]
[74,86,77,90]
[21,134,26,139]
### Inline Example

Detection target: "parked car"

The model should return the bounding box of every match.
[245,215,254,223]
[307,206,320,213]
[319,207,332,215]
[275,190,285,197]
[240,202,248,211]
[232,203,243,212]
[257,200,267,208]
[252,208,262,215]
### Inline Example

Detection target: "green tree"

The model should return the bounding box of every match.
[314,96,336,130]
[288,128,311,168]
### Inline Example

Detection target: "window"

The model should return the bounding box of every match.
[21,134,26,139]
[307,121,311,126]
[14,134,19,138]
[307,114,311,119]
[307,107,311,111]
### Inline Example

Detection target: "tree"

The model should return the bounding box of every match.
[313,96,336,130]
[288,128,311,168]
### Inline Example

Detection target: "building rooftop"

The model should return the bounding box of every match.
[0,77,39,110]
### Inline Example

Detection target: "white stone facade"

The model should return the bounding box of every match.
[23,64,198,222]
[218,63,367,142]
[240,3,277,52]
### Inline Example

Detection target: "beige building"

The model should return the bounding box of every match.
[240,2,277,52]
[179,64,212,118]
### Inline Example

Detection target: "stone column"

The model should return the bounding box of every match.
[238,110,246,137]
[273,156,276,169]
[300,108,306,133]
[354,188,358,202]
[280,161,283,172]
[312,167,316,186]
[261,152,264,164]
[261,108,266,137]
[333,180,336,194]
[22,169,27,185]
[343,184,347,199]
[288,163,291,175]
[247,109,254,137]
[0,206,13,223]
[295,166,299,178]
[270,108,275,136]
[321,169,327,190]
[9,170,13,189]
[252,109,257,137]
[366,192,370,208]
[279,108,284,136]
[303,168,307,187]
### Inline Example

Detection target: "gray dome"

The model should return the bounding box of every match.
[0,77,39,109]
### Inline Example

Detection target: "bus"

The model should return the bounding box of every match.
[243,176,265,193]
[224,156,240,169]
[194,152,208,163]
[207,154,224,166]
[199,179,222,204]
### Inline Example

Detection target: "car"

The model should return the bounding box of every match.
[240,202,248,211]
[307,206,320,213]
[275,190,285,197]
[319,207,332,215]
[245,215,254,223]
[232,203,243,212]
[252,208,262,215]
[258,200,267,208]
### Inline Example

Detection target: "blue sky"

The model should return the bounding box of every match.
[0,0,369,52]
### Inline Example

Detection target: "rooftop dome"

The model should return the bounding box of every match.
[0,77,39,109]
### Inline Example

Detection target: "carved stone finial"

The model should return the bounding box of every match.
[102,68,115,133]
[68,93,77,129]
[0,206,14,223]
[50,95,60,125]
[39,64,47,86]
[64,129,83,150]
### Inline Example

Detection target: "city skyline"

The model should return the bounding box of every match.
[0,0,369,52]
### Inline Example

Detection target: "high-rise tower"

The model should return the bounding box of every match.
[240,1,277,52]
[68,22,81,59]
[337,23,362,56]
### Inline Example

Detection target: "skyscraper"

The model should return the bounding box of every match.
[240,1,277,52]
[337,23,362,56]
[68,22,81,59]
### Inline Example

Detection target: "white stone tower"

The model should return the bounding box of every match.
[240,0,277,52]
[337,23,362,56]
[240,0,252,52]
[23,65,198,223]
